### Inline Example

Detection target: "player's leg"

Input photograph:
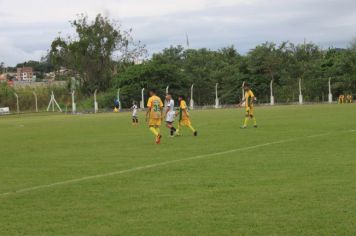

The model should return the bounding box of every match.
[132,117,136,125]
[186,119,197,136]
[149,126,159,136]
[176,122,181,136]
[242,108,249,128]
[250,107,257,128]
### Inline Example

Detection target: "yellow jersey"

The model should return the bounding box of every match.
[147,95,163,119]
[245,90,255,108]
[179,100,189,120]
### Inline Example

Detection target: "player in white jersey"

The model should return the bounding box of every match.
[131,102,139,125]
[164,94,177,137]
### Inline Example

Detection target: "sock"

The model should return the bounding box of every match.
[149,127,158,136]
[188,125,196,132]
[156,128,161,135]
[253,117,257,126]
[170,127,176,136]
[243,117,249,127]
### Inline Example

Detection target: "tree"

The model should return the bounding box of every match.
[0,62,4,73]
[49,14,146,94]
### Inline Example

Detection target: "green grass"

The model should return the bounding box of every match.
[0,104,355,236]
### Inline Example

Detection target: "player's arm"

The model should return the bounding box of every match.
[183,108,189,118]
[165,104,170,118]
[160,106,164,120]
[237,98,245,107]
[146,106,151,122]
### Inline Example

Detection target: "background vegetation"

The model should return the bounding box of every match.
[1,14,355,111]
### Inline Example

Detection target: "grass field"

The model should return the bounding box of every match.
[0,104,355,236]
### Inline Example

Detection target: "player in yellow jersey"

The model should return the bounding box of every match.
[176,95,198,136]
[338,94,345,104]
[146,89,164,144]
[238,83,257,129]
[346,94,353,103]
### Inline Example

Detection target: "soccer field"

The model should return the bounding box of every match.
[0,104,355,236]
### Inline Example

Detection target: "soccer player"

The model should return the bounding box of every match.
[338,94,345,104]
[146,89,164,144]
[164,94,177,137]
[114,99,120,112]
[131,101,139,125]
[176,95,198,136]
[238,83,257,129]
[346,94,353,103]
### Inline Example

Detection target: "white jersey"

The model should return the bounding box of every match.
[165,99,175,122]
[132,105,138,117]
[166,99,175,113]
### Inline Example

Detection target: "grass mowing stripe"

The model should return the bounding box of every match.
[0,130,354,198]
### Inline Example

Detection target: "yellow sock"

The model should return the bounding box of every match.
[253,117,257,126]
[243,117,249,127]
[149,127,158,136]
[188,125,196,132]
[156,128,161,135]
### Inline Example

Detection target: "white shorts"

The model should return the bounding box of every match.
[166,111,175,123]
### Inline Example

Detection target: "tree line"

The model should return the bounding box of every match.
[1,14,355,110]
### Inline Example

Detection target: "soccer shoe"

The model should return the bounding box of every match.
[194,131,198,136]
[156,135,162,144]
[240,126,247,129]
[254,125,258,128]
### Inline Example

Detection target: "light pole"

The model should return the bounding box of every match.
[140,88,145,109]
[328,77,332,103]
[215,83,220,109]
[241,81,245,101]
[166,86,169,94]
[117,88,121,110]
[299,78,303,104]
[33,91,38,112]
[94,89,98,113]
[270,80,275,105]
[14,93,19,113]
[190,84,194,110]
[164,86,169,107]
[71,90,76,114]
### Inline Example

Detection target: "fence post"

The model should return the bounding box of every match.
[14,93,19,113]
[215,83,220,109]
[190,84,194,110]
[328,77,332,103]
[140,88,145,109]
[94,89,98,113]
[33,91,38,112]
[299,78,303,104]
[270,80,275,105]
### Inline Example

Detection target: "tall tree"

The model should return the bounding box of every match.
[50,14,146,94]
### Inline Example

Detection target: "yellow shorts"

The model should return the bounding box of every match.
[245,106,254,116]
[149,118,161,127]
[179,118,191,127]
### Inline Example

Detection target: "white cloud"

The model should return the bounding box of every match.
[0,0,355,66]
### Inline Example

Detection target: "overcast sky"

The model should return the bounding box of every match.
[0,0,355,66]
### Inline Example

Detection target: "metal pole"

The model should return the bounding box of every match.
[52,91,55,112]
[71,90,76,114]
[215,83,219,109]
[117,88,121,110]
[190,84,194,110]
[299,78,303,104]
[94,89,98,113]
[14,93,19,113]
[166,86,169,94]
[33,91,38,112]
[328,77,332,103]
[140,88,145,109]
[241,81,245,100]
[270,80,275,105]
